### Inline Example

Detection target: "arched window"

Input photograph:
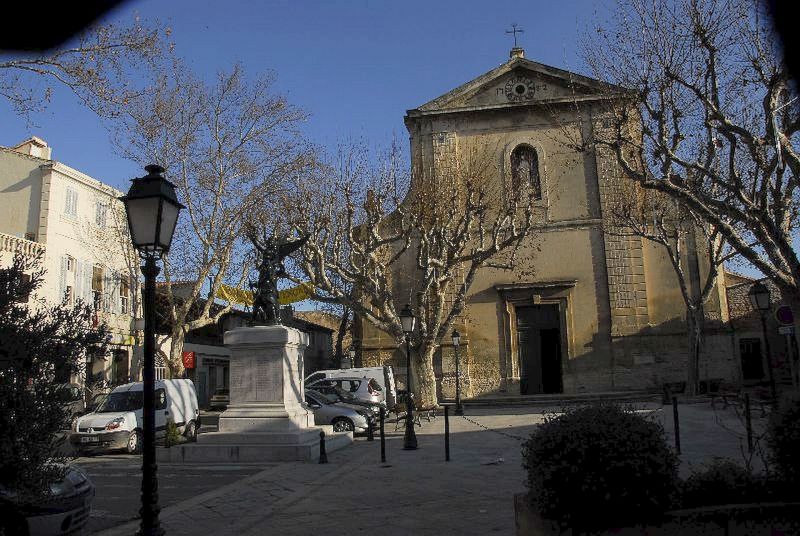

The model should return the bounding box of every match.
[510,145,542,200]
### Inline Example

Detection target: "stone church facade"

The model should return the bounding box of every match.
[358,49,738,398]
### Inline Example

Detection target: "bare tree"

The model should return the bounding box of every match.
[286,142,536,406]
[112,60,311,377]
[0,18,164,119]
[585,0,800,298]
[609,180,733,394]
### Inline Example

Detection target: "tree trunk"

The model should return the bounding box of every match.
[167,327,187,379]
[334,307,350,367]
[686,308,703,396]
[411,344,438,407]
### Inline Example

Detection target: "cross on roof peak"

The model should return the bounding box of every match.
[506,23,524,48]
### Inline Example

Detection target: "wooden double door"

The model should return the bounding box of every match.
[516,304,563,395]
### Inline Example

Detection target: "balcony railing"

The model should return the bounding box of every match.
[0,232,45,257]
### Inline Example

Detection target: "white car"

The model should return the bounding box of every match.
[306,366,397,407]
[307,376,385,406]
[69,379,200,454]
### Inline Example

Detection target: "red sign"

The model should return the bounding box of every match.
[182,351,196,369]
[775,305,795,326]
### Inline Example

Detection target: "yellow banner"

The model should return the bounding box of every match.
[218,283,314,306]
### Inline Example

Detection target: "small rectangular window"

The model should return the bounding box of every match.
[92,265,103,311]
[95,201,107,228]
[64,187,78,217]
[120,275,130,314]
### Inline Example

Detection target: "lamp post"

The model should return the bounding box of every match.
[749,281,776,399]
[346,347,356,369]
[399,304,417,450]
[451,329,464,416]
[120,164,184,536]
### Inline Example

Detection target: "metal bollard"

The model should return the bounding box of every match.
[367,415,374,442]
[319,430,328,464]
[445,405,450,462]
[379,407,386,464]
[672,397,681,455]
[745,393,753,454]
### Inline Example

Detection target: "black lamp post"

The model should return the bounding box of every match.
[452,329,464,416]
[347,347,356,369]
[749,281,776,399]
[399,304,417,450]
[120,164,184,536]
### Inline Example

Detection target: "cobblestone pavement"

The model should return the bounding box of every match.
[95,401,766,536]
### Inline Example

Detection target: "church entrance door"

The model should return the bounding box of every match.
[516,305,563,395]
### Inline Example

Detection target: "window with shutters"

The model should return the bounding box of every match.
[120,275,130,314]
[92,265,103,311]
[95,201,107,228]
[62,256,75,304]
[510,145,542,200]
[64,187,78,217]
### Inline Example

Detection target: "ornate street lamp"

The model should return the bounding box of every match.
[120,164,184,536]
[748,281,776,399]
[451,329,464,416]
[399,303,417,450]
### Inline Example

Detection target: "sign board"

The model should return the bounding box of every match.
[775,305,794,326]
[182,351,196,369]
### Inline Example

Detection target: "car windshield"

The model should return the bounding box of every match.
[96,391,143,413]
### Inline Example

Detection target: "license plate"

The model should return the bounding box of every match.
[80,436,99,444]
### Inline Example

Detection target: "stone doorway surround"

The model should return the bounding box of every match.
[495,281,576,394]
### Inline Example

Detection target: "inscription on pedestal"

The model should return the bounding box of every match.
[230,358,256,404]
[255,355,282,402]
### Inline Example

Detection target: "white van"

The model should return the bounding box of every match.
[69,379,200,454]
[305,366,397,408]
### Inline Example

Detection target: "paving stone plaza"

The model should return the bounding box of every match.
[92,401,766,535]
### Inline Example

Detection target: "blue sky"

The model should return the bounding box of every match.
[0,0,600,191]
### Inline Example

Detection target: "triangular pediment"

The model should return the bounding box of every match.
[408,57,627,117]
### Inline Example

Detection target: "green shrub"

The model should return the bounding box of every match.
[680,458,768,508]
[164,419,182,447]
[766,393,800,484]
[522,404,678,533]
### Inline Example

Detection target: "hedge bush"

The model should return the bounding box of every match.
[766,393,800,485]
[522,404,678,533]
[680,458,769,508]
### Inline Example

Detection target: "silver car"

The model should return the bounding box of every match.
[304,390,374,433]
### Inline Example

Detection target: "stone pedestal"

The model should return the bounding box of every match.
[158,325,352,463]
[219,325,313,432]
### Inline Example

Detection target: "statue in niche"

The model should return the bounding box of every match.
[247,230,308,325]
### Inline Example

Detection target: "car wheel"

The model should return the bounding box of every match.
[126,430,141,454]
[332,418,354,433]
[184,420,197,442]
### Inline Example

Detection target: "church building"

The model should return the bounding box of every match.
[358,48,737,398]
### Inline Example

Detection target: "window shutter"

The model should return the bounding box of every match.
[59,256,67,303]
[84,265,93,303]
[75,261,83,303]
[102,271,110,312]
[112,271,120,314]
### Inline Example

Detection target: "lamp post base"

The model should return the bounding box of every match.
[403,425,418,450]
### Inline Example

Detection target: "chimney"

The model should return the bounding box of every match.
[510,47,525,59]
[13,136,52,160]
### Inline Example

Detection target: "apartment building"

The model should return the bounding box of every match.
[0,137,139,389]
